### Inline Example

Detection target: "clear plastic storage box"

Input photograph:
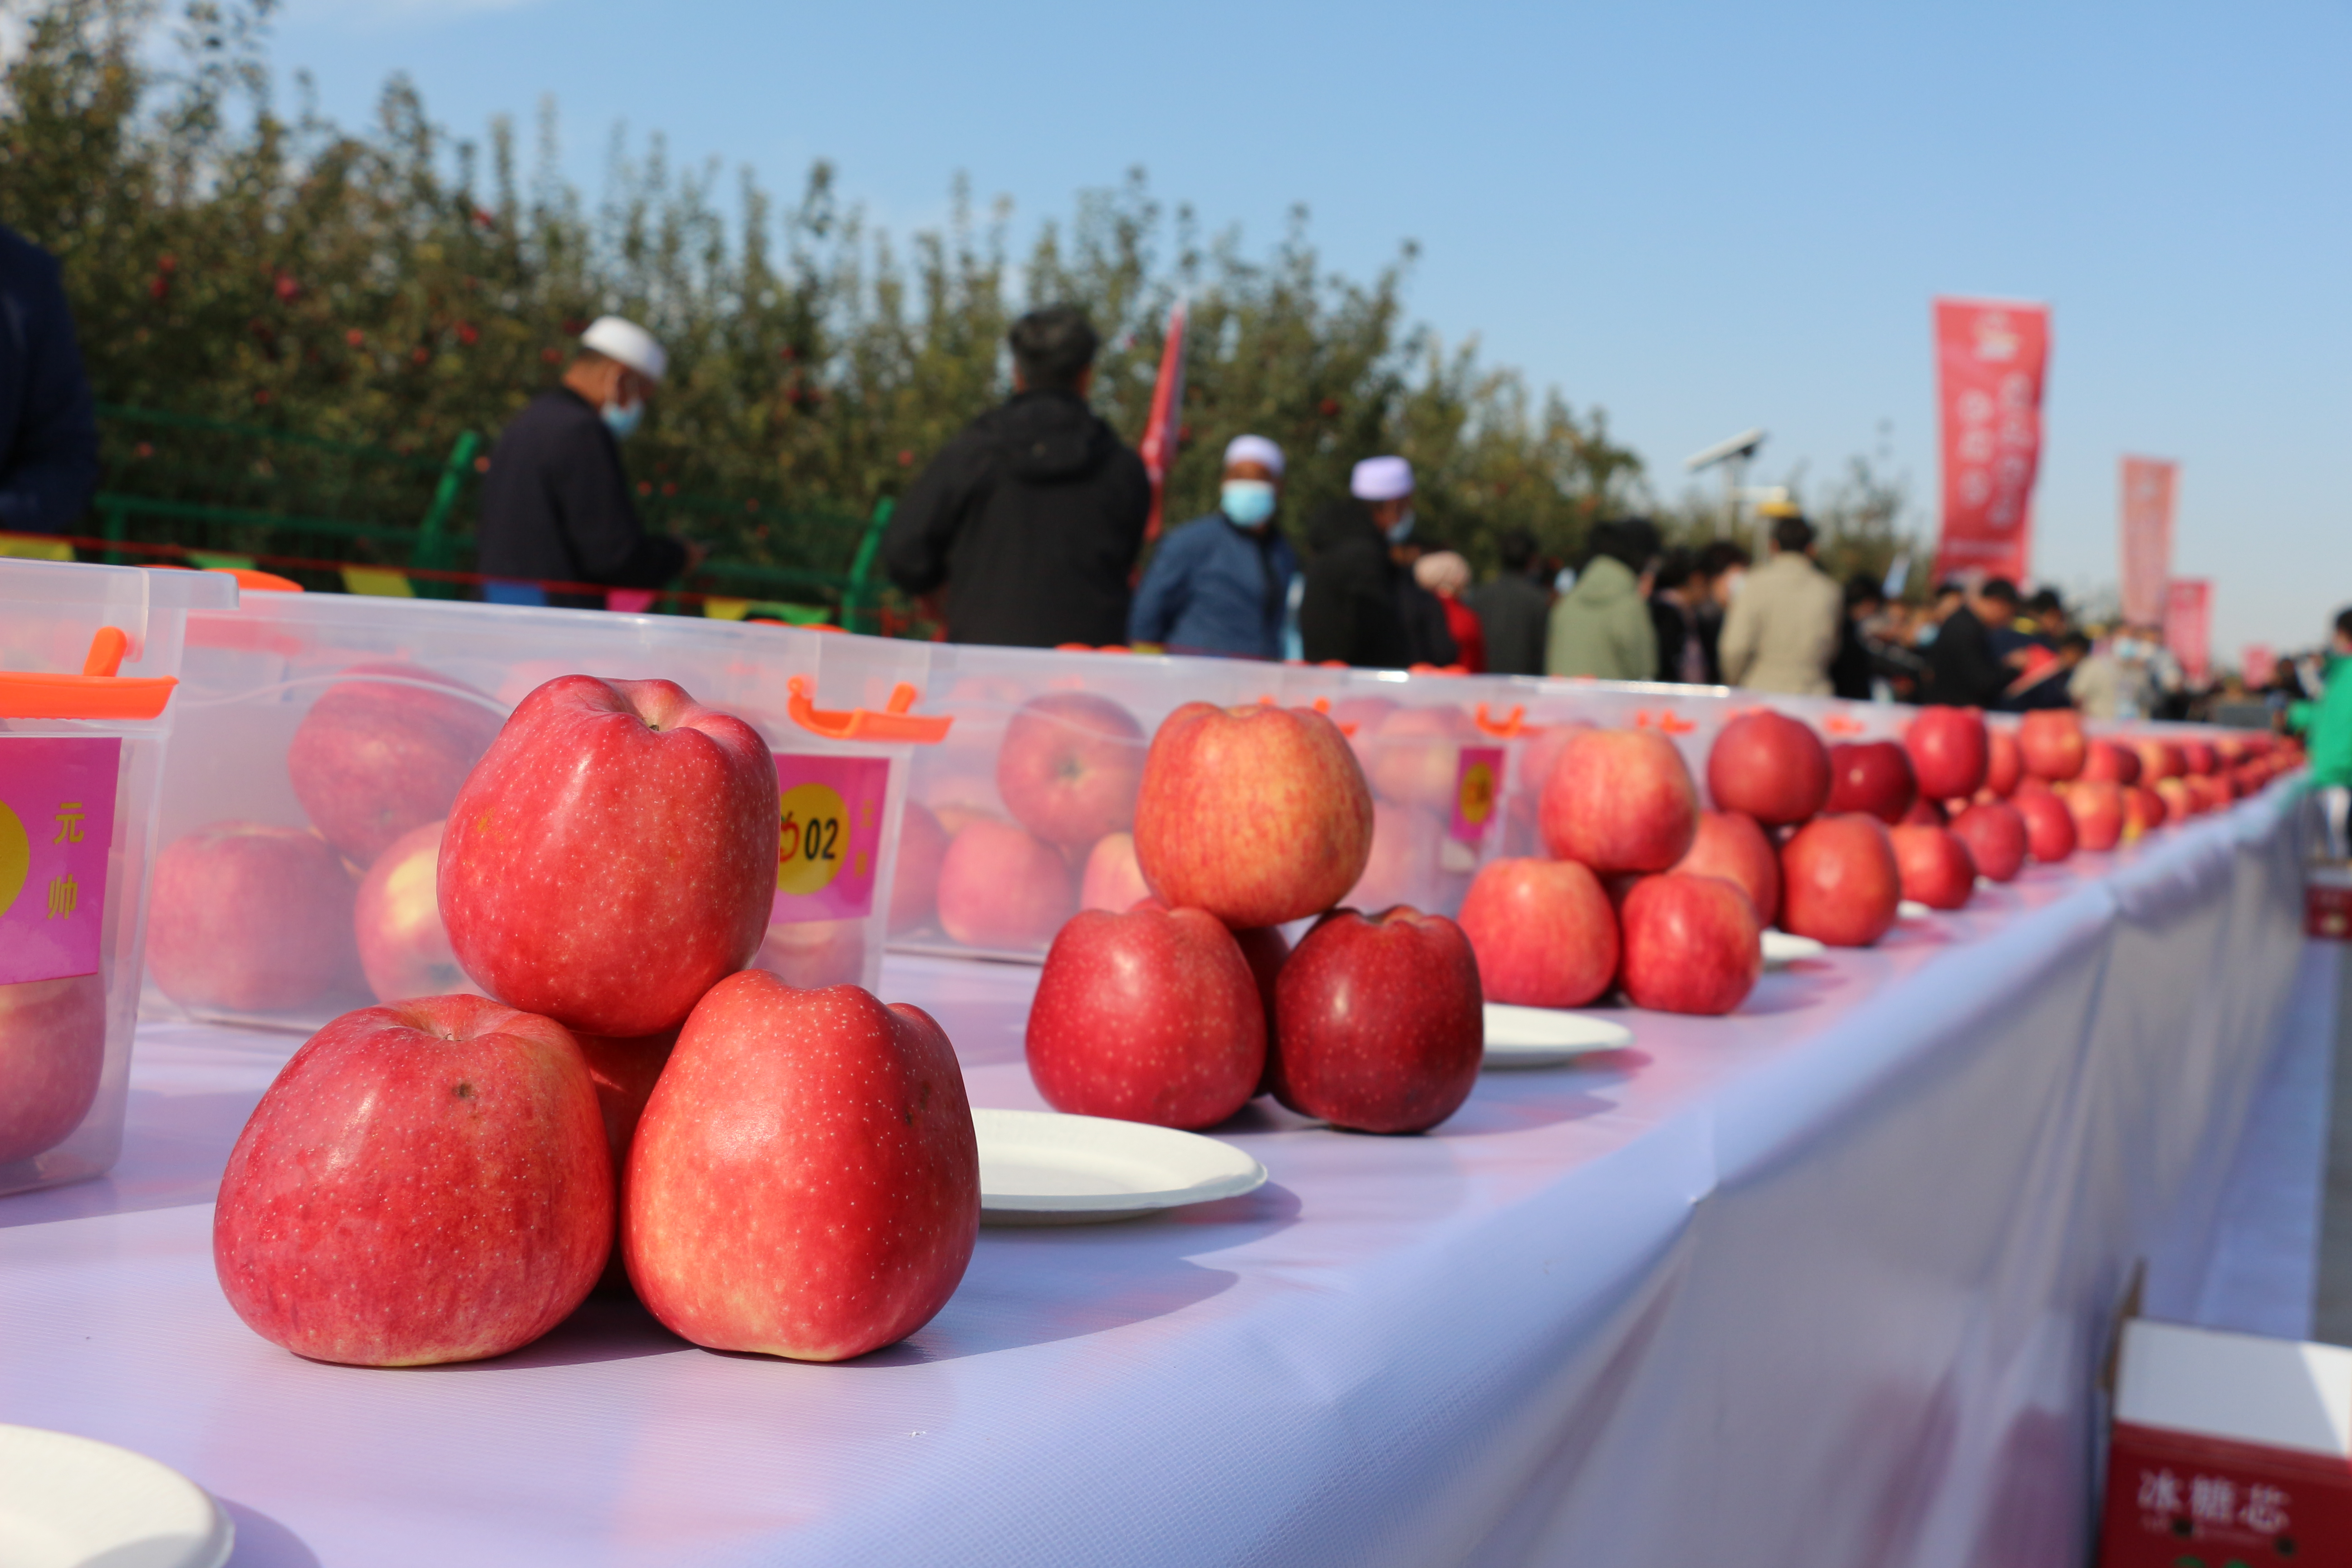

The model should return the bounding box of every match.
[0,559,235,1196]
[148,592,936,1034]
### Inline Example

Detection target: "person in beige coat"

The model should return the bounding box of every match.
[1718,514,1843,696]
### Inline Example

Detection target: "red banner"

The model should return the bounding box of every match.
[2165,578,2212,686]
[1932,298,2050,585]
[2242,644,2277,690]
[2118,456,2177,627]
[1136,297,1189,543]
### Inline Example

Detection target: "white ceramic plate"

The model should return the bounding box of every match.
[975,1107,1267,1224]
[1482,1004,1636,1068]
[1898,899,1933,919]
[0,1426,232,1568]
[1761,929,1826,967]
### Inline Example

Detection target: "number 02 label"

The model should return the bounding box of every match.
[770,754,890,922]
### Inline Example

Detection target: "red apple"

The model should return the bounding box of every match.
[0,973,107,1166]
[2132,738,2187,781]
[574,1027,676,1293]
[1670,810,1780,927]
[214,995,610,1366]
[1270,908,1483,1134]
[1078,831,1152,912]
[1517,721,1588,798]
[1365,705,1477,812]
[624,971,979,1361]
[2015,789,2078,862]
[1135,703,1373,927]
[1233,925,1289,1047]
[286,662,505,868]
[936,818,1077,949]
[440,676,777,1038]
[995,692,1146,848]
[1950,802,2028,882]
[753,919,867,988]
[1906,707,1990,800]
[2189,774,2231,812]
[1984,729,2024,797]
[1826,741,1918,824]
[888,802,949,936]
[2155,777,2196,822]
[1617,873,1763,1015]
[2181,740,2219,777]
[2123,786,2167,839]
[2065,779,2126,851]
[1540,729,1699,873]
[1705,709,1830,826]
[1456,857,1619,1008]
[2081,740,2141,786]
[353,820,484,1004]
[1027,905,1264,1128]
[1889,824,1977,910]
[1779,815,1901,947]
[2020,710,2086,781]
[149,822,360,1012]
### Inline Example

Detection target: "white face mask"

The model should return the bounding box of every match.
[1720,568,1747,601]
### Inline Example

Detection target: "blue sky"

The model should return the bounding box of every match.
[265,0,2350,662]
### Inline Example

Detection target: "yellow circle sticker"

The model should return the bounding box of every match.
[0,799,25,920]
[1457,759,1497,829]
[776,782,849,897]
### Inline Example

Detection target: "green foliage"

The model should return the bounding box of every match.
[4,0,1650,598]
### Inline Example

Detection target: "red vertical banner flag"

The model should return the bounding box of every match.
[2242,644,2277,689]
[1932,298,2051,585]
[2118,456,2177,627]
[2165,578,2213,686]
[1136,297,1189,543]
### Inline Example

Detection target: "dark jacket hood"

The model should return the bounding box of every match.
[1305,498,1382,557]
[983,389,1113,482]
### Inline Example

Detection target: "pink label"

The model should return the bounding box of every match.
[1450,746,1505,844]
[770,754,891,923]
[0,738,122,984]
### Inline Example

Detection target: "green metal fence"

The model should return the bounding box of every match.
[74,404,894,629]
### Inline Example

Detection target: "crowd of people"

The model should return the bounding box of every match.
[0,231,2318,735]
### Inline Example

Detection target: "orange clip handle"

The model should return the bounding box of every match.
[1633,708,1697,735]
[0,628,177,720]
[785,676,952,743]
[1473,703,1527,739]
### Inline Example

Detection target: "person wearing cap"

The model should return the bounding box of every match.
[1718,510,1842,695]
[1412,550,1485,673]
[1299,456,1445,669]
[475,315,695,608]
[1127,434,1298,659]
[0,223,99,537]
[882,304,1149,647]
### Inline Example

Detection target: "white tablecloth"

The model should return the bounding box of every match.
[0,787,2309,1567]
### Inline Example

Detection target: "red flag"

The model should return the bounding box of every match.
[2243,644,2277,689]
[2165,578,2213,686]
[2118,456,2177,627]
[1932,298,2051,585]
[1136,297,1189,543]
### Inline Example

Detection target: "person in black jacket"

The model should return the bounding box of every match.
[1464,529,1549,676]
[1923,577,2022,707]
[0,225,99,536]
[882,306,1150,647]
[475,316,692,607]
[1298,498,1415,668]
[1830,572,1885,701]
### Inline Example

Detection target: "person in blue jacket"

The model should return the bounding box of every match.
[1127,434,1298,659]
[0,224,100,536]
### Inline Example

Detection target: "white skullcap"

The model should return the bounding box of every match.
[1223,434,1285,477]
[580,316,667,383]
[1351,455,1414,500]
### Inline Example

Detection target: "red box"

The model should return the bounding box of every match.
[2100,1321,2352,1566]
[2307,865,2352,940]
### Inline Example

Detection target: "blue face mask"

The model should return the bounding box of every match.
[1385,508,1416,545]
[602,399,644,440]
[1221,479,1277,528]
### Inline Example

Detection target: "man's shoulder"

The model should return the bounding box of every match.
[497,389,603,452]
[0,225,64,300]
